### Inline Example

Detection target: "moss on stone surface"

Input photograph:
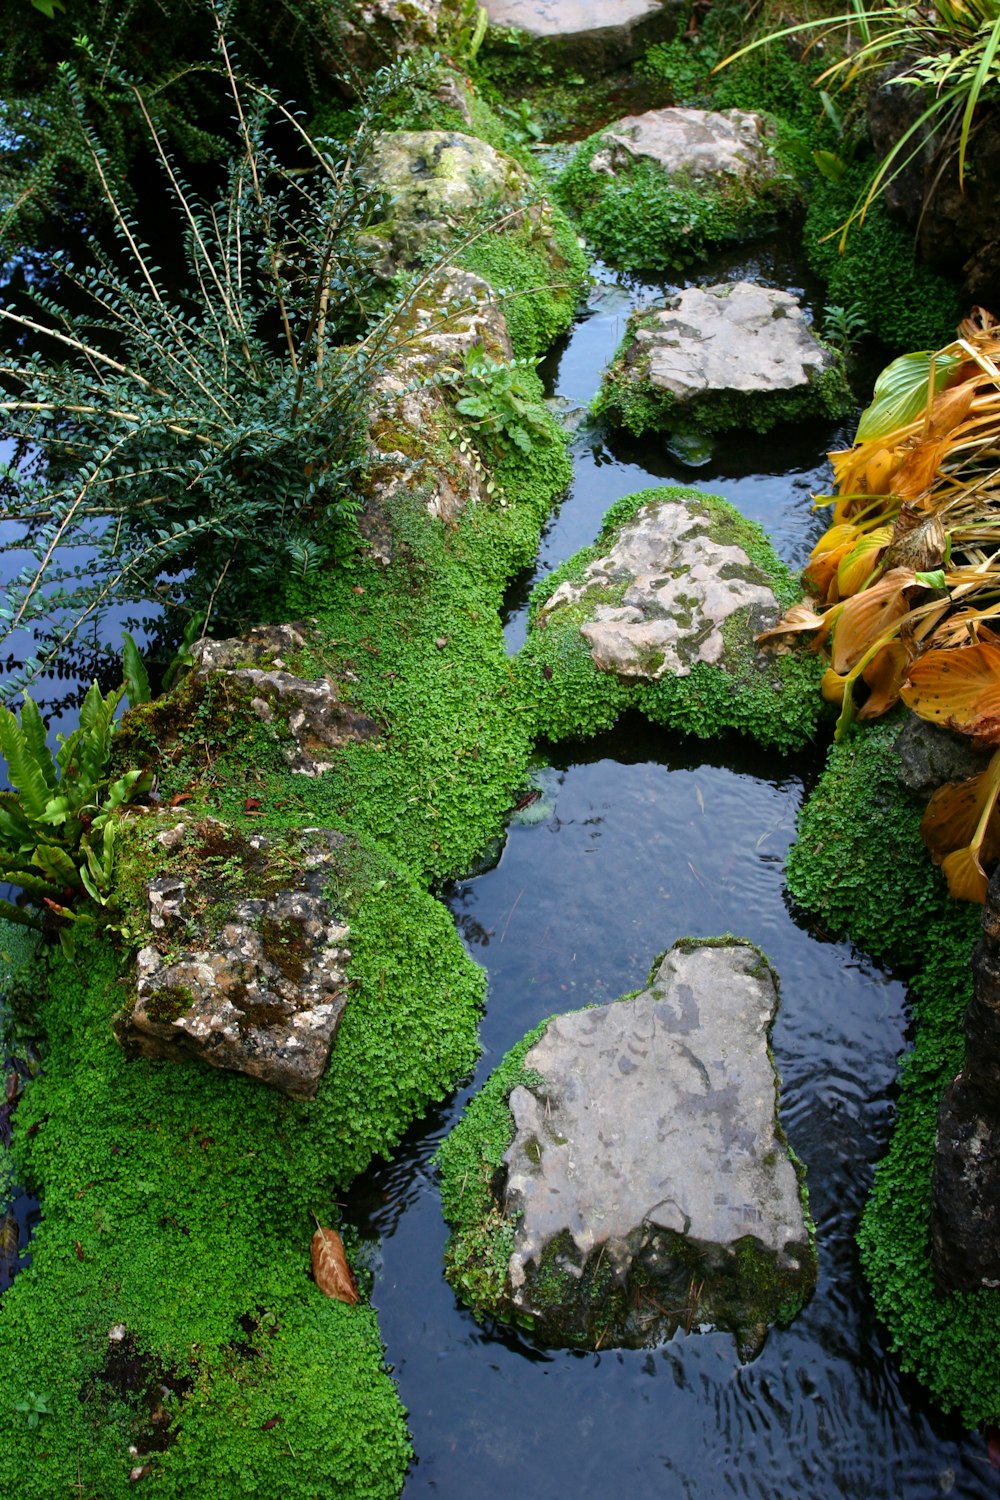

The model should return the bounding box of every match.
[594,319,851,439]
[785,715,1000,1426]
[459,204,586,360]
[518,486,824,751]
[555,132,798,275]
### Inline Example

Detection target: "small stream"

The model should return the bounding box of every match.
[343,263,998,1496]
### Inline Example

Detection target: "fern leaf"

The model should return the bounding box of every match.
[17,695,58,789]
[0,706,54,821]
[122,632,151,708]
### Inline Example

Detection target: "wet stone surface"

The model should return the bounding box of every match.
[482,0,681,71]
[500,939,816,1354]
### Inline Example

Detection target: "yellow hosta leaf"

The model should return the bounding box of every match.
[830,567,916,674]
[893,436,950,501]
[901,640,1000,744]
[820,667,847,704]
[809,522,861,560]
[925,378,977,440]
[755,601,830,651]
[941,845,990,903]
[836,524,893,598]
[857,640,912,720]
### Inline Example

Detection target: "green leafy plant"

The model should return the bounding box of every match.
[446,344,553,457]
[0,638,152,946]
[0,38,445,695]
[717,2,1000,243]
[13,1391,52,1428]
[822,300,869,354]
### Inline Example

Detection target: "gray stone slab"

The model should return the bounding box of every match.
[590,106,778,183]
[500,940,815,1352]
[483,0,680,69]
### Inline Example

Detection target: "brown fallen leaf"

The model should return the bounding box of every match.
[311,1224,358,1305]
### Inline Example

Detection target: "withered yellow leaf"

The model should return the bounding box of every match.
[830,568,916,674]
[836,525,894,598]
[941,845,990,903]
[857,641,912,719]
[755,602,830,651]
[901,640,1000,742]
[311,1226,359,1305]
[893,437,950,500]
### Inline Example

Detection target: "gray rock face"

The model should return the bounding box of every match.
[321,0,458,87]
[893,714,991,803]
[932,869,1000,1289]
[590,107,778,185]
[483,0,680,71]
[501,940,815,1353]
[194,623,379,774]
[603,283,837,432]
[360,131,536,275]
[537,492,780,680]
[117,825,351,1099]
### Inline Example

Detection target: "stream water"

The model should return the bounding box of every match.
[343,262,999,1497]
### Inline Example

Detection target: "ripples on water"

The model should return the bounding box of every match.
[344,268,996,1496]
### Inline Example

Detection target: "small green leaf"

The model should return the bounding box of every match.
[122,632,151,708]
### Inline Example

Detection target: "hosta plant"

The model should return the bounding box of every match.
[759,306,1000,900]
[0,636,152,947]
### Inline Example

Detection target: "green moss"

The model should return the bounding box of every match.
[555,132,798,275]
[143,985,195,1024]
[436,1020,550,1318]
[803,164,965,352]
[459,205,586,360]
[594,315,851,439]
[518,487,824,751]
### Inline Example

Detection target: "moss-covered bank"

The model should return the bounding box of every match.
[785,716,999,1425]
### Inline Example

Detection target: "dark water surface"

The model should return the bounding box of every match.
[344,268,998,1496]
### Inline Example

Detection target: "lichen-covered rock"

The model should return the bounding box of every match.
[193,623,379,774]
[359,130,537,276]
[539,490,776,680]
[558,108,796,272]
[116,825,351,1099]
[931,868,1000,1290]
[441,939,816,1356]
[482,0,681,74]
[596,282,849,438]
[521,487,824,751]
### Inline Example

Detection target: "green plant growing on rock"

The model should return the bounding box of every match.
[447,344,553,457]
[0,639,151,945]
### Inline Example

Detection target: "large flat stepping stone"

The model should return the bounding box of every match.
[592,106,777,182]
[483,0,680,71]
[597,282,849,437]
[440,939,816,1355]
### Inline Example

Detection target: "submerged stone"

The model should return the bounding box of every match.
[597,282,848,438]
[116,825,352,1099]
[443,939,816,1355]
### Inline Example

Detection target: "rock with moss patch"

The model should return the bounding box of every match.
[443,938,816,1355]
[320,0,461,88]
[538,490,780,681]
[194,623,379,774]
[117,826,352,1098]
[596,283,849,439]
[482,0,681,75]
[359,130,543,276]
[558,108,795,272]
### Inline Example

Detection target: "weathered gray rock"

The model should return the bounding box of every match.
[359,130,537,276]
[448,939,815,1354]
[363,267,513,542]
[537,491,780,681]
[116,824,351,1099]
[893,713,991,803]
[483,0,681,73]
[589,106,779,186]
[194,623,379,774]
[932,868,1000,1290]
[597,282,844,437]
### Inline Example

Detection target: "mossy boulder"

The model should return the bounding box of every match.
[519,486,825,751]
[482,0,682,78]
[438,938,816,1358]
[595,282,851,439]
[557,107,797,273]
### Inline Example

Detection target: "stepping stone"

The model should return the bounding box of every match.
[597,282,849,437]
[440,939,817,1356]
[483,0,681,72]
